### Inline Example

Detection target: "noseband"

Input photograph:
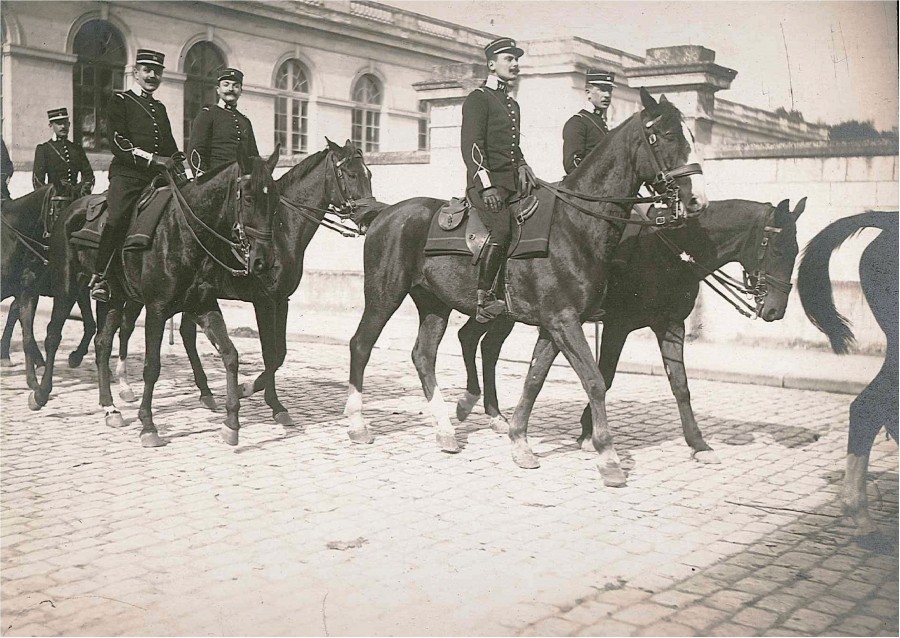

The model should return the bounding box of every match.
[741,210,793,310]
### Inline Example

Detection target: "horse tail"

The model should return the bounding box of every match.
[797,211,897,354]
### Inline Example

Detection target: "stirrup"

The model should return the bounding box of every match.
[476,290,506,323]
[90,275,110,303]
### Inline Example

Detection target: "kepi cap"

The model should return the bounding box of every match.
[135,49,165,68]
[484,37,524,60]
[586,69,615,88]
[217,68,244,84]
[47,107,69,122]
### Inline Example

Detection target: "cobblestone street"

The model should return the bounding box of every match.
[1,325,897,636]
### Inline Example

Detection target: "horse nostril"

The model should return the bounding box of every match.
[253,257,268,274]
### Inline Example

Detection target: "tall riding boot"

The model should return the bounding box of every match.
[90,235,114,303]
[476,243,507,323]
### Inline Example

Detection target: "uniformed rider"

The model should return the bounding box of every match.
[90,49,186,303]
[32,107,95,197]
[562,69,614,174]
[187,67,259,177]
[1,138,12,201]
[461,36,537,323]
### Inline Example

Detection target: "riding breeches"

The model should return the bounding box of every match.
[96,176,149,272]
[468,185,513,247]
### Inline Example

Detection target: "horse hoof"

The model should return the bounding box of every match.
[348,427,374,444]
[274,412,295,427]
[693,450,721,464]
[140,432,165,448]
[105,412,126,428]
[436,433,460,453]
[28,392,43,411]
[455,391,480,422]
[199,395,218,411]
[119,388,137,403]
[489,415,509,434]
[577,436,593,452]
[221,426,239,446]
[239,382,256,399]
[598,463,627,488]
[0,357,12,368]
[512,447,540,469]
[67,352,84,368]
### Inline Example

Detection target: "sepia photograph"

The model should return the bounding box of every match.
[0,0,897,635]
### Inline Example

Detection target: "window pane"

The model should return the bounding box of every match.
[183,42,225,149]
[72,20,125,151]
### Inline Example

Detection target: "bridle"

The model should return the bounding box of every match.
[654,206,792,318]
[165,166,274,277]
[535,110,703,229]
[277,148,377,237]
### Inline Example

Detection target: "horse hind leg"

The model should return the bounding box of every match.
[409,288,457,453]
[17,294,43,391]
[180,314,217,410]
[480,317,514,433]
[456,317,487,422]
[0,300,18,366]
[67,289,96,368]
[30,293,77,410]
[114,300,143,403]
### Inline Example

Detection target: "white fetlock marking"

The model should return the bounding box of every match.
[598,447,621,467]
[429,386,454,436]
[104,405,120,416]
[345,387,366,431]
[458,391,479,412]
[116,357,127,379]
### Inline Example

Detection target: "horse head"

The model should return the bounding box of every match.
[637,88,708,215]
[748,197,805,321]
[325,137,376,221]
[235,144,280,277]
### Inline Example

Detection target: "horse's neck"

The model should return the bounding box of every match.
[3,191,45,233]
[565,125,643,205]
[703,205,766,270]
[190,176,235,230]
[282,166,328,218]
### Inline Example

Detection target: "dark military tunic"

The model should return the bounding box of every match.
[562,108,608,175]
[461,77,525,197]
[187,104,259,175]
[1,138,12,200]
[108,87,180,182]
[32,137,94,192]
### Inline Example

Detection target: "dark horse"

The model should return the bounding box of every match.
[1,186,96,382]
[344,89,707,486]
[30,150,281,447]
[168,139,376,424]
[455,197,806,463]
[797,211,898,533]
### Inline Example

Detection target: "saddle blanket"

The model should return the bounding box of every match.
[423,190,554,260]
[69,187,174,252]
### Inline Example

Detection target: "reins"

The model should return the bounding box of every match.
[0,213,49,266]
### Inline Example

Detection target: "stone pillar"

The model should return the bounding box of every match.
[624,46,736,148]
[412,63,486,197]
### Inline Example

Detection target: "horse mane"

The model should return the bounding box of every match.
[276,148,329,192]
[1,186,53,234]
[195,161,237,185]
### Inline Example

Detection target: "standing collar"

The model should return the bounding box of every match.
[585,101,606,117]
[484,75,507,92]
[217,99,238,111]
[130,83,156,100]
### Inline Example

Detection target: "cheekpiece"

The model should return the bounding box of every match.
[135,49,166,68]
[484,37,524,60]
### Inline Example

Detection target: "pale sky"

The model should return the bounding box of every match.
[384,0,899,130]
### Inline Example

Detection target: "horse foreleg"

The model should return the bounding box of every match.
[135,310,166,447]
[0,299,18,366]
[345,293,407,445]
[579,322,628,450]
[16,294,42,391]
[114,300,143,403]
[180,314,216,410]
[252,299,292,425]
[30,294,76,410]
[193,308,242,446]
[95,301,126,429]
[480,317,514,433]
[456,317,487,422]
[409,289,456,452]
[68,290,96,368]
[653,321,718,463]
[548,315,626,487]
[508,327,559,469]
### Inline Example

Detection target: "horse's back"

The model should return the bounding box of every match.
[364,197,444,254]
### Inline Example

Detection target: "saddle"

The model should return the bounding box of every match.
[70,181,174,251]
[425,193,545,262]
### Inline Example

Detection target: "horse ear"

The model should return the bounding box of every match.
[325,137,340,152]
[640,87,658,111]
[792,196,807,220]
[266,144,280,174]
[659,94,670,105]
[775,199,790,213]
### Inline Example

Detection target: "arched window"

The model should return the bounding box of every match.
[72,20,126,151]
[351,74,382,152]
[274,59,310,156]
[183,41,225,149]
